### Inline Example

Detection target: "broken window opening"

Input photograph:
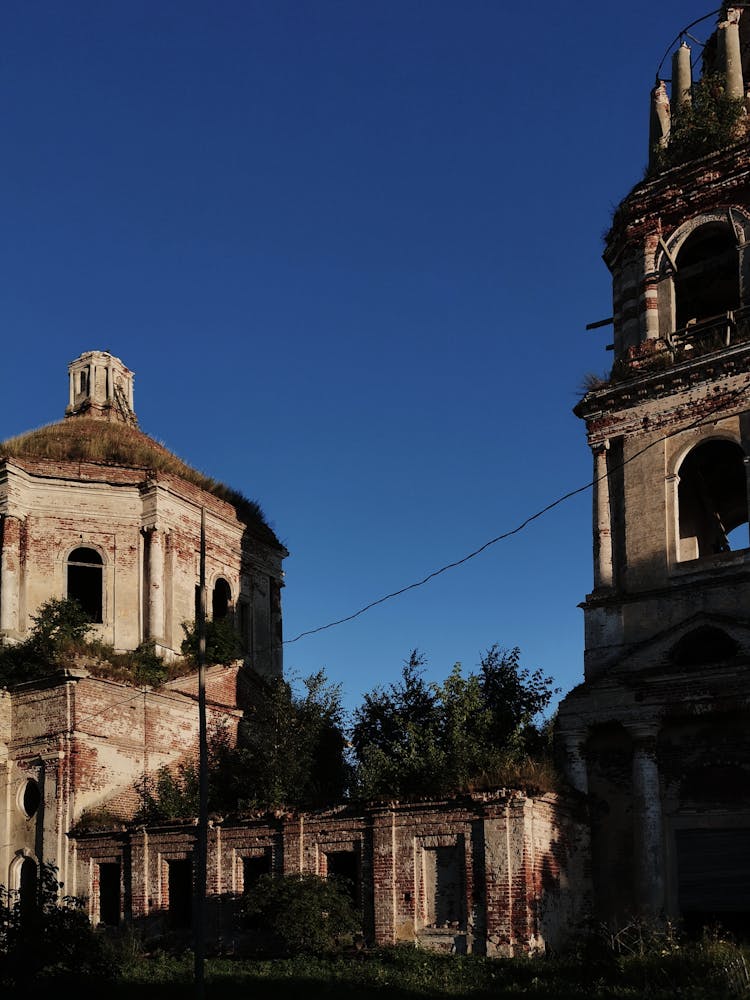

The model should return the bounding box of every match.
[677,440,748,561]
[325,849,360,906]
[242,851,272,894]
[167,859,192,929]
[674,223,740,330]
[212,578,231,620]
[422,845,465,929]
[67,547,104,623]
[19,858,38,928]
[98,862,121,926]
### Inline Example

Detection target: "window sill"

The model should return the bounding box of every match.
[670,547,750,577]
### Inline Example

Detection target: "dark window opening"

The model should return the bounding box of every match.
[19,858,37,927]
[670,626,739,666]
[242,851,272,893]
[167,859,192,929]
[21,780,40,818]
[675,223,740,329]
[67,547,103,623]
[212,578,231,620]
[99,863,121,926]
[678,440,748,560]
[680,764,750,805]
[676,828,750,940]
[326,849,360,906]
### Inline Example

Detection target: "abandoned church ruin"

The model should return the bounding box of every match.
[0,350,587,956]
[2,4,750,959]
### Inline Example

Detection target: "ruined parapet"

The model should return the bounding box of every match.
[66,350,137,426]
[648,8,746,172]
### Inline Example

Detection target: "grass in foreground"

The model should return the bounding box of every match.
[35,935,748,1000]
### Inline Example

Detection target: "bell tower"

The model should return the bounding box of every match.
[558,7,750,934]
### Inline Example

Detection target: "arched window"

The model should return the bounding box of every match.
[675,223,740,329]
[212,578,231,620]
[677,440,748,560]
[67,547,103,623]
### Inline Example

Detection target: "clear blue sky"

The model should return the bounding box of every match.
[0,1,718,716]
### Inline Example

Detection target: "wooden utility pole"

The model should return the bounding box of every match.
[194,507,208,998]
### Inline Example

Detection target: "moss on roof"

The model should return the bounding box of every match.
[0,417,282,548]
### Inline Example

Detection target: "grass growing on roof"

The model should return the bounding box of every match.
[0,418,279,544]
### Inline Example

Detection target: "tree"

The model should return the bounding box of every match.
[479,644,557,758]
[180,616,242,665]
[350,646,558,801]
[0,597,93,686]
[134,670,351,819]
[350,651,444,801]
[231,670,351,810]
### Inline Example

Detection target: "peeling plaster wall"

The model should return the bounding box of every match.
[0,458,285,677]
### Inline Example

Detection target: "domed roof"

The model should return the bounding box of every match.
[0,416,282,549]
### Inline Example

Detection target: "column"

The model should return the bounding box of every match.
[592,446,613,590]
[371,809,396,947]
[648,79,670,167]
[147,529,164,642]
[559,727,589,795]
[630,726,665,916]
[671,42,692,115]
[0,515,21,635]
[719,10,744,100]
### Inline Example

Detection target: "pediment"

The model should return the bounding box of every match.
[612,611,750,676]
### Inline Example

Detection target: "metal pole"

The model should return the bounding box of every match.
[194,507,208,997]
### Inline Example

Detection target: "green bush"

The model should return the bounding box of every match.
[180,617,242,666]
[0,863,120,988]
[238,873,361,958]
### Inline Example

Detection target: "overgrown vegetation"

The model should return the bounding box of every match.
[0,863,119,990]
[132,646,558,822]
[350,647,558,801]
[54,923,750,999]
[0,598,200,687]
[238,873,361,958]
[0,598,174,688]
[135,671,351,820]
[0,417,279,544]
[650,72,746,173]
[180,616,243,666]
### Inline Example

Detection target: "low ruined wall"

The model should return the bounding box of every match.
[71,790,591,956]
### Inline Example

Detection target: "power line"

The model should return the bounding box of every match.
[282,375,750,646]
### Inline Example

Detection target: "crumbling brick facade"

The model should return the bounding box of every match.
[70,791,589,956]
[557,8,750,935]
